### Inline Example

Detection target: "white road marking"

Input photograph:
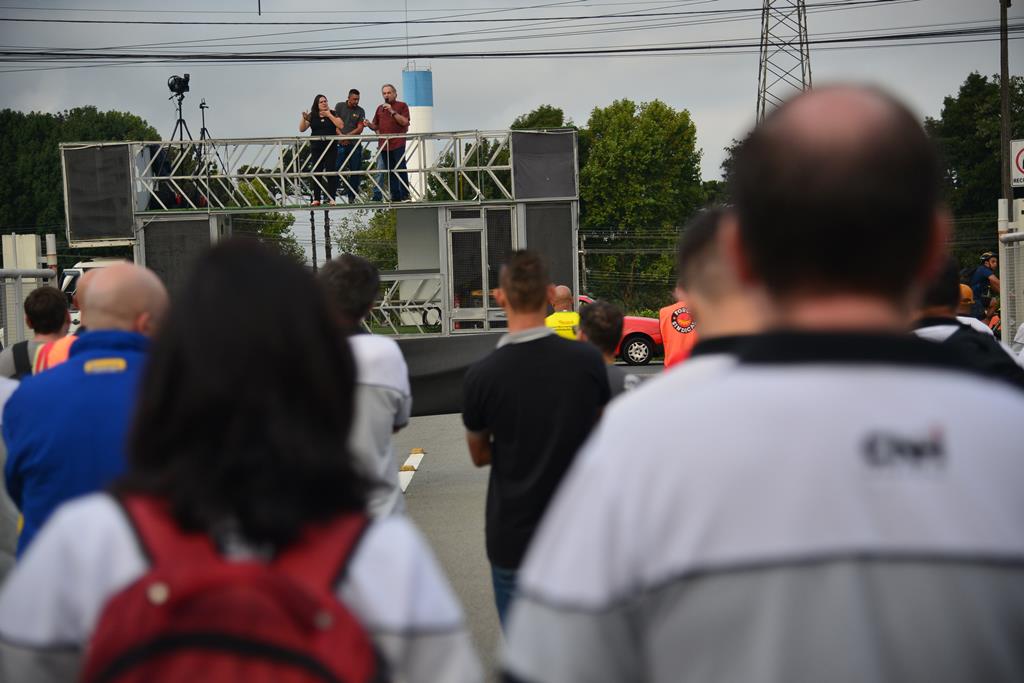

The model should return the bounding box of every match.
[399,450,426,493]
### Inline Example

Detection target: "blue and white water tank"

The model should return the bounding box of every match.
[402,67,434,198]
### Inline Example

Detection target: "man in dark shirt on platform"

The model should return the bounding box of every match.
[364,83,410,202]
[332,89,366,203]
[462,250,609,630]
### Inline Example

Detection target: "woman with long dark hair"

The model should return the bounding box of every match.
[0,240,481,683]
[300,93,343,206]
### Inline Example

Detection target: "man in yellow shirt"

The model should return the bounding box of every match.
[544,285,579,339]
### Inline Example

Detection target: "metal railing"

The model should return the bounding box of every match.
[0,269,59,347]
[64,131,516,215]
[365,271,446,336]
[1000,231,1023,345]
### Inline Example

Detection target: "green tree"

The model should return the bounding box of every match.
[335,208,397,270]
[579,99,703,309]
[511,105,570,130]
[0,107,158,233]
[924,72,1024,265]
[230,169,304,263]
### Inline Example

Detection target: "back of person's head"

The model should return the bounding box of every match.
[677,206,729,299]
[731,85,942,303]
[24,286,68,334]
[500,250,550,313]
[551,285,573,311]
[81,263,168,336]
[73,268,101,312]
[121,239,370,548]
[319,253,380,330]
[920,256,960,312]
[579,300,624,356]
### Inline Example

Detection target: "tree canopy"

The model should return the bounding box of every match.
[924,72,1024,265]
[0,107,157,232]
[511,105,570,130]
[578,99,704,309]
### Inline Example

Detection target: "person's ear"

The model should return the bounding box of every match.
[720,212,757,286]
[135,311,155,337]
[546,284,557,305]
[494,287,508,308]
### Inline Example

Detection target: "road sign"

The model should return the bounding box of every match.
[1013,139,1024,188]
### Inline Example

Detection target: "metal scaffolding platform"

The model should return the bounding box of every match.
[62,130,525,216]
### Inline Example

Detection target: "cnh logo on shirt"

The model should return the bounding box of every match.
[862,428,946,469]
[84,358,127,374]
[670,306,695,334]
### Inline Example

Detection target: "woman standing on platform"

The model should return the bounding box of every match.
[300,94,342,206]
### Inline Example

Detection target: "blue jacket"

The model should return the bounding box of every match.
[3,330,149,555]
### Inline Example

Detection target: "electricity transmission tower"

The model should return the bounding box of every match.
[756,0,812,122]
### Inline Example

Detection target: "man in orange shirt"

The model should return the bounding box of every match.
[658,288,698,369]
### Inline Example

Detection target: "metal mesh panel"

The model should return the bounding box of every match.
[143,219,212,297]
[1002,239,1022,343]
[451,231,483,309]
[486,209,513,308]
[63,145,135,243]
[510,131,576,199]
[450,209,481,220]
[524,203,574,289]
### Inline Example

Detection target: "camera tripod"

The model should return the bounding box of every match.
[169,92,193,142]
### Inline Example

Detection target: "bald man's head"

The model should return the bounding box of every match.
[81,264,168,336]
[551,285,573,311]
[73,268,100,311]
[731,85,943,303]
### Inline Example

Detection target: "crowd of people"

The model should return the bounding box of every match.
[0,84,1021,682]
[299,83,411,206]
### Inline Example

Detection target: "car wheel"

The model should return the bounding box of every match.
[622,334,653,366]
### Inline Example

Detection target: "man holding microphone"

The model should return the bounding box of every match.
[364,83,411,202]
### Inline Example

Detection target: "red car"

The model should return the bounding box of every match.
[578,295,663,365]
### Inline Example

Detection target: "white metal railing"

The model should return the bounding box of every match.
[365,271,446,336]
[63,131,515,214]
[1000,231,1022,345]
[0,269,60,347]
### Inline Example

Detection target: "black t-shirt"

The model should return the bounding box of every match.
[333,101,366,139]
[462,331,610,568]
[308,111,338,137]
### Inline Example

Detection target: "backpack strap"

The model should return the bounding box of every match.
[121,494,369,592]
[118,494,221,567]
[33,341,54,374]
[11,341,31,379]
[273,514,370,594]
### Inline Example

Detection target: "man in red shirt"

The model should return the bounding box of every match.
[364,83,411,202]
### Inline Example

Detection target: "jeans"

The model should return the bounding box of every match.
[309,140,338,203]
[335,143,362,200]
[371,145,409,201]
[490,564,518,630]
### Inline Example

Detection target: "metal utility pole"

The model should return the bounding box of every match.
[756,0,813,122]
[324,211,333,261]
[309,211,318,272]
[1000,0,1012,203]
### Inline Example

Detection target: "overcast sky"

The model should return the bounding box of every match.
[0,0,1020,182]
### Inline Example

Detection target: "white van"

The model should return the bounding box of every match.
[59,259,125,332]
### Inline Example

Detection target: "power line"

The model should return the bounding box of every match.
[0,0,914,26]
[2,22,1016,65]
[57,0,916,57]
[0,1,710,12]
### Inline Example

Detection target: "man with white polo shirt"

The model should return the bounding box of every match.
[913,256,1024,391]
[503,86,1024,682]
[319,254,411,517]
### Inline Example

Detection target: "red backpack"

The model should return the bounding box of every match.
[80,495,383,683]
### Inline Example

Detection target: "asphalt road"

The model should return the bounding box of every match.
[395,359,664,679]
